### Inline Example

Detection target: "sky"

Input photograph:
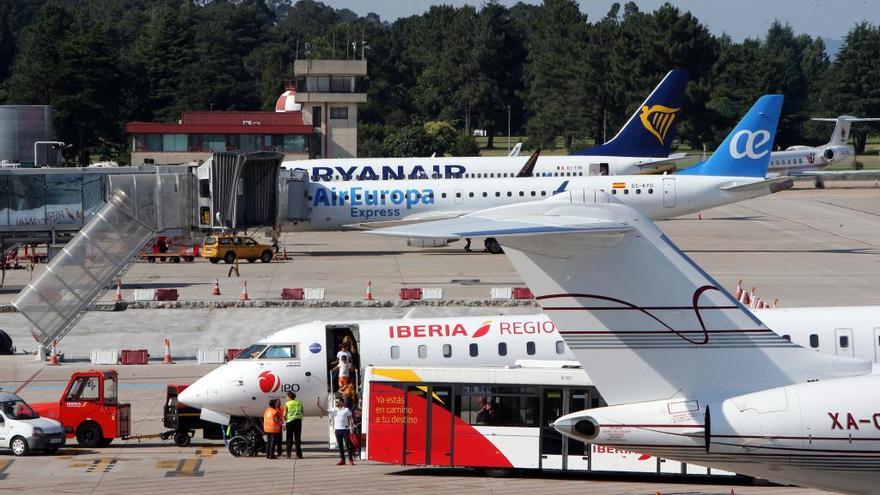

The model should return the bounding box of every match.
[321,0,877,43]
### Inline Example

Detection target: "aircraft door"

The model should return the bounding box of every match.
[285,168,310,221]
[834,328,854,357]
[539,389,564,470]
[324,325,360,392]
[403,385,429,465]
[874,328,880,362]
[662,177,675,208]
[428,386,453,466]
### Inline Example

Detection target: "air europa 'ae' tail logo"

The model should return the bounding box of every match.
[639,104,679,145]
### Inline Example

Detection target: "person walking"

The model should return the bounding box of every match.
[283,391,304,459]
[317,396,356,465]
[263,399,283,459]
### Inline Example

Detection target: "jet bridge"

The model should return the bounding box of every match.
[14,152,285,352]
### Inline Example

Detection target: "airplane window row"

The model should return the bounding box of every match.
[313,171,586,182]
[388,340,566,360]
[610,188,653,195]
[804,332,863,350]
[771,157,807,166]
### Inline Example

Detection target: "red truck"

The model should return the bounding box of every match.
[29,370,131,447]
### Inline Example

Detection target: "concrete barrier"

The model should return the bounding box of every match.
[422,288,443,300]
[491,286,513,299]
[197,348,226,364]
[304,288,325,300]
[133,289,156,302]
[90,349,119,364]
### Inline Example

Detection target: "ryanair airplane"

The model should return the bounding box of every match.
[282,70,690,181]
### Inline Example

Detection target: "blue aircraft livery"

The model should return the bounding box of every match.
[570,69,689,158]
[313,186,435,219]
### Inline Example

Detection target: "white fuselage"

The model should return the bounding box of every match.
[768,145,852,174]
[282,155,669,182]
[178,306,880,420]
[285,174,769,231]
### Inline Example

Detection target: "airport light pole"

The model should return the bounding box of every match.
[507,105,511,152]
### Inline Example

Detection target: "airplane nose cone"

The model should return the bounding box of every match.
[177,383,202,408]
[552,412,600,441]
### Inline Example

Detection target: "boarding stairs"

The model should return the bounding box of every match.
[13,170,193,355]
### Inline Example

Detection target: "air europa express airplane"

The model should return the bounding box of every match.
[283,70,690,182]
[283,95,791,255]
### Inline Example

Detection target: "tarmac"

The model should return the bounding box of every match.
[0,182,878,493]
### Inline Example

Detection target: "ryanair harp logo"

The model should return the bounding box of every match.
[639,105,680,145]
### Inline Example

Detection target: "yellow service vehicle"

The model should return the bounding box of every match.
[201,235,274,264]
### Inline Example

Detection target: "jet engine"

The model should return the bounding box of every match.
[823,148,835,161]
[406,237,452,248]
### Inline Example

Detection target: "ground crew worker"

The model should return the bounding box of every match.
[284,391,304,459]
[263,399,282,459]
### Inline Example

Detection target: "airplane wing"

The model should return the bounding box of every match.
[508,142,523,157]
[636,152,688,168]
[371,191,633,240]
[341,209,477,230]
[516,149,541,177]
[796,169,880,180]
[720,176,793,193]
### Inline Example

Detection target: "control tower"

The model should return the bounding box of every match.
[292,60,367,159]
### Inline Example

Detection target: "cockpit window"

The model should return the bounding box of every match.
[239,344,268,359]
[262,345,298,359]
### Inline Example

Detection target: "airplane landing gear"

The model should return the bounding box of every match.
[485,238,503,254]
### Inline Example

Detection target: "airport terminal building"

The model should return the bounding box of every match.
[126,59,367,165]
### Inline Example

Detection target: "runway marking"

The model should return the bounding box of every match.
[13,369,43,394]
[69,458,117,473]
[164,458,204,477]
[195,448,218,458]
[0,459,13,480]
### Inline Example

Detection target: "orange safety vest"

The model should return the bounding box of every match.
[263,407,282,433]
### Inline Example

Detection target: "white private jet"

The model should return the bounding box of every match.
[376,192,880,493]
[282,70,690,182]
[283,95,790,253]
[767,116,880,175]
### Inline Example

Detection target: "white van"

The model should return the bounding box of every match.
[0,392,65,456]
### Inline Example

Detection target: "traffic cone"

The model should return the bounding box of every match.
[115,277,123,302]
[734,280,743,300]
[749,288,757,308]
[163,338,173,364]
[212,278,221,296]
[48,340,59,366]
[773,298,779,308]
[240,281,250,301]
[756,298,765,309]
[697,211,702,220]
[740,291,750,306]
[365,280,373,301]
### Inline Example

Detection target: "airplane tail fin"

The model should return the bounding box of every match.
[372,194,870,405]
[812,116,880,147]
[678,95,782,178]
[571,69,689,158]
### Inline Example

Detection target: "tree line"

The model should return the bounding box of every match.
[1,0,878,165]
